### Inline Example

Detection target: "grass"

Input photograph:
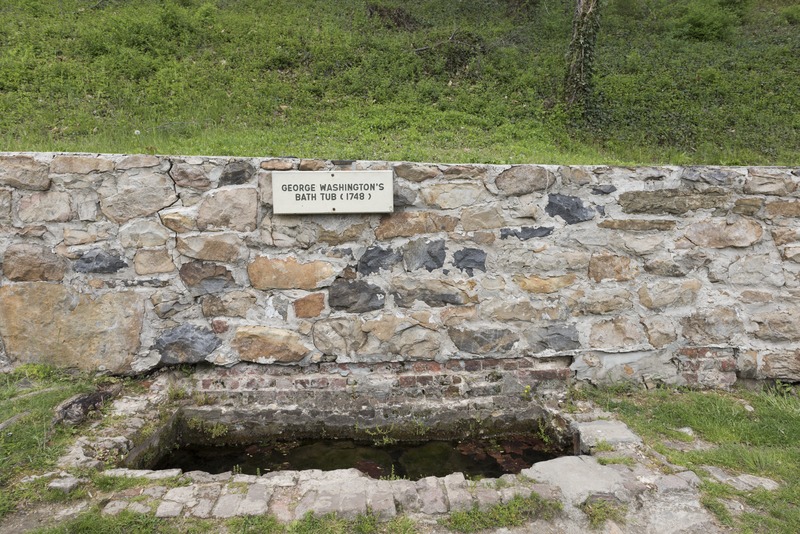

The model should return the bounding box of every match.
[0,0,797,164]
[580,497,627,529]
[0,364,95,518]
[586,383,800,534]
[440,492,562,532]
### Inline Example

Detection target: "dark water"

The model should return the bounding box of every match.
[153,436,560,480]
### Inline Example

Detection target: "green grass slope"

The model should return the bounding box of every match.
[0,0,797,164]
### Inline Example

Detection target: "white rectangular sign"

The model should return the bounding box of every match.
[272,170,394,214]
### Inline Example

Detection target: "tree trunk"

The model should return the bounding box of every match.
[564,0,601,110]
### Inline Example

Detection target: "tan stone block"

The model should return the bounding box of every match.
[50,155,115,174]
[589,317,646,348]
[461,205,505,231]
[160,210,197,233]
[201,291,256,318]
[117,154,161,169]
[394,163,440,182]
[119,220,171,248]
[559,166,593,186]
[684,219,763,248]
[732,198,763,216]
[765,201,800,218]
[588,254,638,282]
[420,184,490,209]
[316,221,372,244]
[3,244,67,281]
[619,190,728,214]
[134,248,175,275]
[63,225,112,246]
[638,280,701,310]
[375,212,457,240]
[389,327,441,359]
[98,170,177,223]
[744,169,797,196]
[0,155,50,190]
[782,245,800,263]
[312,317,367,356]
[442,165,487,180]
[752,308,800,341]
[293,293,326,318]
[0,190,10,221]
[0,283,143,372]
[299,159,326,171]
[514,274,577,294]
[761,350,800,381]
[17,191,72,222]
[574,289,633,315]
[641,316,677,348]
[248,256,336,290]
[197,188,258,232]
[772,228,800,246]
[177,234,245,262]
[682,308,742,344]
[170,162,211,190]
[260,159,294,171]
[495,166,555,195]
[232,326,312,363]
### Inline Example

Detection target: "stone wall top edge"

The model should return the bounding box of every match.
[2,151,796,172]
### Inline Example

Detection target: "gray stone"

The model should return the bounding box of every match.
[592,185,617,195]
[17,191,72,222]
[164,486,196,503]
[328,279,385,313]
[154,324,221,365]
[453,248,486,276]
[393,276,474,308]
[546,194,594,224]
[575,420,642,453]
[102,501,128,516]
[387,479,420,513]
[702,466,780,492]
[416,477,448,514]
[47,476,83,493]
[238,483,271,515]
[212,493,244,518]
[73,249,127,274]
[197,188,258,232]
[403,239,446,272]
[358,245,401,275]
[394,163,440,182]
[365,481,396,520]
[682,308,743,344]
[682,166,743,187]
[156,500,184,518]
[500,227,554,240]
[127,502,151,515]
[448,325,518,354]
[521,456,627,505]
[220,160,256,186]
[545,325,581,352]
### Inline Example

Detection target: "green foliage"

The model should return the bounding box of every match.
[0,0,796,164]
[782,5,800,24]
[675,1,737,41]
[441,493,562,532]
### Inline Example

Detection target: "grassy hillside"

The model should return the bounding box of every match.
[0,0,797,164]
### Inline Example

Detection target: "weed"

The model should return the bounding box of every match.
[580,497,627,529]
[167,385,188,402]
[592,440,615,453]
[364,425,397,446]
[521,385,532,401]
[441,492,562,532]
[186,417,228,439]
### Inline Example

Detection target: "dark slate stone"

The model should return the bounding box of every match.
[596,205,606,216]
[403,239,445,272]
[393,286,467,308]
[499,227,554,240]
[453,248,486,276]
[545,194,595,225]
[154,324,221,365]
[73,249,127,274]
[179,261,237,296]
[545,325,581,352]
[219,160,256,186]
[447,326,519,354]
[358,245,402,275]
[329,279,385,313]
[592,185,617,195]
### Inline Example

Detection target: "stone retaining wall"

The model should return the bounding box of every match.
[0,153,798,388]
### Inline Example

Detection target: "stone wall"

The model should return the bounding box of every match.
[0,153,798,388]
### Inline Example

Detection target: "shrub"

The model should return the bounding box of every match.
[676,2,737,41]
